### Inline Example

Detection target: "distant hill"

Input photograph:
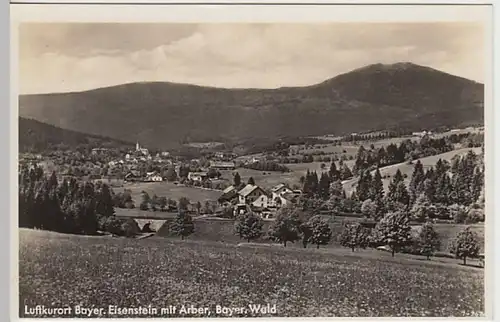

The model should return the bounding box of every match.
[19,117,134,153]
[19,62,484,149]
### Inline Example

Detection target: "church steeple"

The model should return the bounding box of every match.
[136,142,140,151]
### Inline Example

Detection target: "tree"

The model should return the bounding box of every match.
[448,227,481,265]
[165,167,178,181]
[356,170,372,202]
[151,194,159,212]
[158,196,167,212]
[409,193,434,222]
[418,223,441,260]
[329,179,344,198]
[450,204,468,223]
[370,168,384,202]
[234,211,264,242]
[466,207,484,224]
[340,222,369,251]
[178,197,190,211]
[95,183,115,217]
[329,162,340,181]
[195,201,202,215]
[247,177,256,185]
[307,215,332,249]
[318,173,331,200]
[299,220,313,248]
[387,170,410,208]
[371,211,412,257]
[268,206,302,247]
[409,160,425,204]
[140,191,150,211]
[234,172,242,186]
[340,163,353,180]
[361,199,377,218]
[170,211,195,240]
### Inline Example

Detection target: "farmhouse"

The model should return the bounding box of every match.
[145,172,163,182]
[237,184,267,205]
[188,172,208,182]
[124,170,142,182]
[271,183,293,195]
[210,161,236,170]
[218,186,239,205]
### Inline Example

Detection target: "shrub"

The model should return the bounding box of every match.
[466,208,484,224]
[450,204,468,224]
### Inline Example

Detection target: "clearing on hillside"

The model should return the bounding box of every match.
[342,147,481,194]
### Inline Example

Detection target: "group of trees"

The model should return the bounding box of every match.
[233,206,333,249]
[138,191,181,212]
[345,210,482,264]
[137,192,219,216]
[18,164,138,236]
[301,161,353,200]
[351,133,483,177]
[351,149,485,224]
[243,161,290,173]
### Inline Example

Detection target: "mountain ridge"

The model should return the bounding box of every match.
[19,62,484,149]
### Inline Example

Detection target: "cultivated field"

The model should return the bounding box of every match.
[342,147,482,194]
[120,182,221,204]
[19,229,484,318]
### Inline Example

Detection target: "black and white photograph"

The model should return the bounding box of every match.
[13,3,492,319]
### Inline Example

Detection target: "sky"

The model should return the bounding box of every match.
[18,23,485,94]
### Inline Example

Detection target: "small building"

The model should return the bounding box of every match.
[124,170,142,182]
[188,172,208,182]
[271,183,293,196]
[218,186,239,205]
[210,161,236,170]
[145,172,163,182]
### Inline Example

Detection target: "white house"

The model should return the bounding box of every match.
[145,172,163,182]
[188,172,208,182]
[271,183,293,196]
[237,184,267,205]
[252,194,271,208]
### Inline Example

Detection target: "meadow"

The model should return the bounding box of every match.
[219,160,355,191]
[120,182,221,204]
[19,229,484,318]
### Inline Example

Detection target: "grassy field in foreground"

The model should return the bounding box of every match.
[19,229,483,318]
